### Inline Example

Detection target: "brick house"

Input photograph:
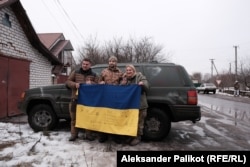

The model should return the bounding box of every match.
[0,0,74,118]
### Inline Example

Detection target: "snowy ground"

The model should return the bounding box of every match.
[1,118,167,167]
[0,122,117,167]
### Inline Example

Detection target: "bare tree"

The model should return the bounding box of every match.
[128,37,166,63]
[76,36,170,65]
[192,72,202,83]
[77,36,103,65]
[103,37,126,62]
[239,58,250,90]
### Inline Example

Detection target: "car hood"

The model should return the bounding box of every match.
[25,84,68,92]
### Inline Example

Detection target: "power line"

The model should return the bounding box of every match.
[52,0,80,40]
[40,0,64,31]
[40,0,86,50]
[54,0,85,42]
[41,0,80,45]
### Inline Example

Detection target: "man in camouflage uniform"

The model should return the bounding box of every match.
[66,58,99,141]
[98,55,123,143]
[99,56,123,85]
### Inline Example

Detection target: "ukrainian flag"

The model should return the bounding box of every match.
[76,84,141,136]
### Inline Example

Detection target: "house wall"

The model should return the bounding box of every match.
[0,7,53,88]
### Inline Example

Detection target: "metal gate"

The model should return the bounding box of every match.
[0,55,30,118]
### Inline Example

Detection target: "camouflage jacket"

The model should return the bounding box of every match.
[99,67,123,85]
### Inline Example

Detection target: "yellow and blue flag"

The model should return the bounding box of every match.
[76,84,141,136]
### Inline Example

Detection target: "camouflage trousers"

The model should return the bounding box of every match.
[137,108,147,136]
[69,101,78,137]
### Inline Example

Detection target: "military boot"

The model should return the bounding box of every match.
[69,126,78,141]
[68,135,78,141]
[85,130,95,141]
[129,136,141,146]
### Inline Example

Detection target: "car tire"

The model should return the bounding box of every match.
[28,104,58,132]
[143,108,171,141]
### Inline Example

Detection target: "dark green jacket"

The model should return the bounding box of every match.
[121,72,149,109]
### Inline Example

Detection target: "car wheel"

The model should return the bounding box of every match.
[28,104,58,132]
[213,90,216,94]
[143,108,171,141]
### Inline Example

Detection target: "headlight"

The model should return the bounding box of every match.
[20,92,25,100]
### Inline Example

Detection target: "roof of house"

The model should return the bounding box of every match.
[50,40,73,56]
[38,33,74,57]
[38,33,63,49]
[0,0,17,7]
[0,0,62,65]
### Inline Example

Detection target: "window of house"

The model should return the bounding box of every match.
[61,66,67,74]
[2,13,12,28]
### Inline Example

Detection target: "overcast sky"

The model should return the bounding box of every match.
[20,0,250,75]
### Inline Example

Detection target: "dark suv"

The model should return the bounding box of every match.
[18,63,201,141]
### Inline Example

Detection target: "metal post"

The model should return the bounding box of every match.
[209,59,215,80]
[233,46,238,81]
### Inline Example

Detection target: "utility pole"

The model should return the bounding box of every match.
[209,59,219,77]
[229,62,231,74]
[233,45,239,81]
[209,59,221,86]
[213,61,219,76]
[209,59,214,78]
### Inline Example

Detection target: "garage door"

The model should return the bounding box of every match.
[0,55,30,118]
